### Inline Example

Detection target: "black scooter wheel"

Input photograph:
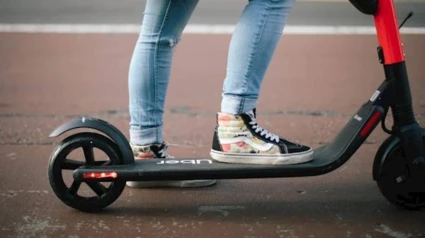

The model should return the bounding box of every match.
[48,132,126,212]
[376,136,425,210]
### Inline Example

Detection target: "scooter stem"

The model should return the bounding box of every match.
[374,0,404,65]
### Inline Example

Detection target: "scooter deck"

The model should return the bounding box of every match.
[73,103,385,182]
[73,145,355,181]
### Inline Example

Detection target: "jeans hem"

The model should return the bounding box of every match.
[130,125,163,145]
[221,95,257,114]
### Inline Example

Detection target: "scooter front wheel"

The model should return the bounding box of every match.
[48,132,126,212]
[375,133,425,210]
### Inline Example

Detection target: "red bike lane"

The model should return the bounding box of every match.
[0,33,424,237]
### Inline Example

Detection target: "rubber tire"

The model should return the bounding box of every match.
[375,132,425,210]
[48,132,126,212]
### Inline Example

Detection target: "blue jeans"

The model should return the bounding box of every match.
[129,0,295,145]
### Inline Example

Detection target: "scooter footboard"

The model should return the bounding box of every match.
[314,101,385,172]
[71,102,385,181]
[66,101,386,182]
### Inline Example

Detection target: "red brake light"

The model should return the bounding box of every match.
[83,172,118,179]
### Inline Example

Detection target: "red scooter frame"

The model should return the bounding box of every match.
[374,0,404,64]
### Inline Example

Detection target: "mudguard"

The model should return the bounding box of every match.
[49,117,134,164]
[373,128,425,180]
[349,0,378,15]
[373,135,399,181]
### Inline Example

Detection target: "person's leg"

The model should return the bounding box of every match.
[128,0,215,187]
[129,0,197,146]
[211,0,314,165]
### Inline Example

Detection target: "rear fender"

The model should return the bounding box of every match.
[49,117,134,164]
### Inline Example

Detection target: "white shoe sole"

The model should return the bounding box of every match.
[126,179,216,188]
[210,149,314,165]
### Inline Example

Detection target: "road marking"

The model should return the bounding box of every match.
[198,205,245,216]
[0,24,425,35]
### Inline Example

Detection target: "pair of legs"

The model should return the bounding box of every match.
[127,0,313,188]
[129,0,293,144]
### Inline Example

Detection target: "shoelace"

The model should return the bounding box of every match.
[249,120,280,143]
[158,143,175,158]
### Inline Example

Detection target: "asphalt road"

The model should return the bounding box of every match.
[0,0,424,27]
[1,0,425,237]
[1,33,425,238]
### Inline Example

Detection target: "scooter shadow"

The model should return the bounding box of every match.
[95,199,424,223]
[91,180,425,221]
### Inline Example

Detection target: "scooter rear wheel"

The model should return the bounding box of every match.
[376,135,425,210]
[48,132,126,212]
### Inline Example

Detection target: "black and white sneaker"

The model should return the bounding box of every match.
[126,142,216,188]
[210,109,314,165]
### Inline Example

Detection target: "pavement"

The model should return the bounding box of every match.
[1,1,425,238]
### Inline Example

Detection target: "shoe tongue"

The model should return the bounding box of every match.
[156,142,166,149]
[245,109,256,119]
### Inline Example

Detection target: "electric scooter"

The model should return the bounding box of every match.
[47,0,425,212]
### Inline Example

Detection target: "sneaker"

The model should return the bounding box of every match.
[126,142,216,188]
[210,109,314,165]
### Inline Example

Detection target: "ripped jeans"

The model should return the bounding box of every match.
[129,0,295,145]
